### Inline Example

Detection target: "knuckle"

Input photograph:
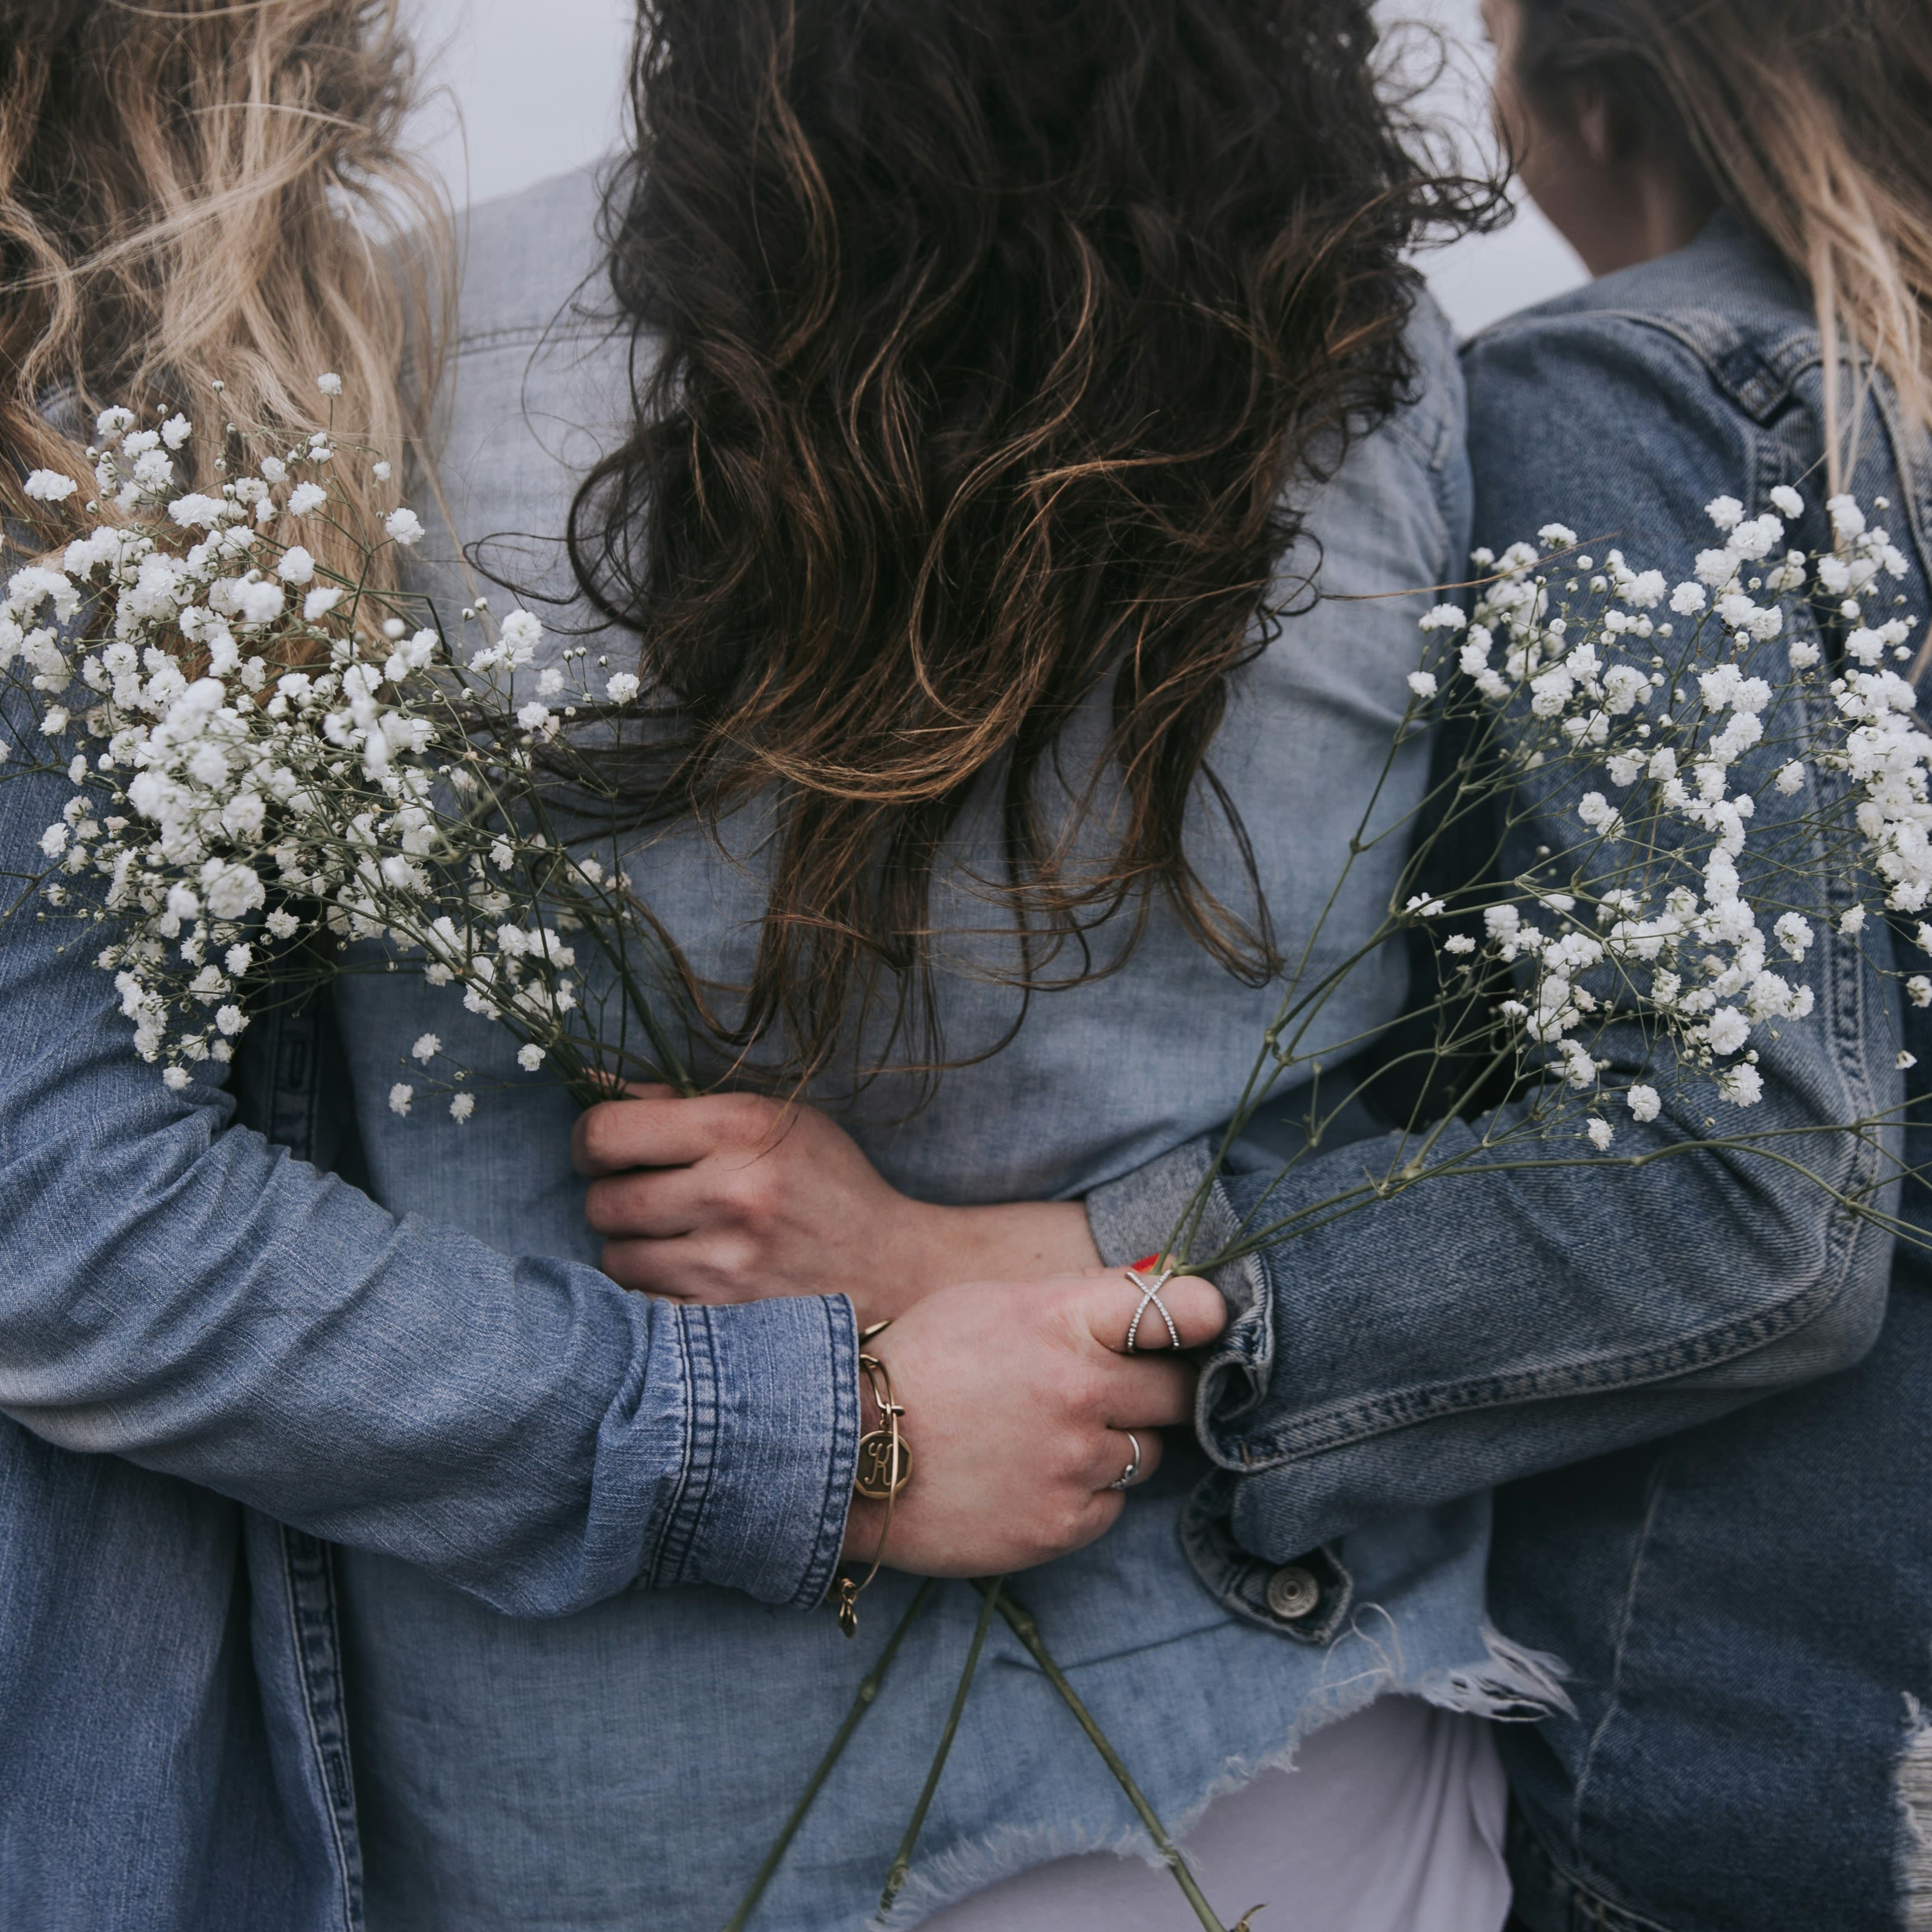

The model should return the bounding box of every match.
[582,1179,622,1233]
[718,1092,776,1145]
[730,1164,781,1219]
[575,1107,619,1170]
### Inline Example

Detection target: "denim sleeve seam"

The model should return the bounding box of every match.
[1384,408,1457,583]
[640,1302,706,1587]
[1210,1259,1862,1469]
[788,1295,859,1612]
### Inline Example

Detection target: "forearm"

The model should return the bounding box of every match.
[0,759,858,1618]
[1086,936,1900,1552]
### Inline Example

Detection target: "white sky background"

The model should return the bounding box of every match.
[401,0,1586,338]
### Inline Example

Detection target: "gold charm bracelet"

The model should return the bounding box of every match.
[835,1319,912,1638]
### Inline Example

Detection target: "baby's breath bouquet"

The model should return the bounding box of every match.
[2,385,693,1115]
[1154,488,1929,1286]
[4,388,1929,1932]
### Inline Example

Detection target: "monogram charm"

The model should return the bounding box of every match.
[855,1426,912,1500]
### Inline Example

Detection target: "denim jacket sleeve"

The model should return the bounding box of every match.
[1087,310,1904,1562]
[0,708,858,1616]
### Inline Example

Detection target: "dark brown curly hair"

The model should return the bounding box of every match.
[569,0,1494,1086]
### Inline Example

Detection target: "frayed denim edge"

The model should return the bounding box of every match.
[873,1618,1568,1928]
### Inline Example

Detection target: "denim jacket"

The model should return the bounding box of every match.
[1093,215,1931,1929]
[309,169,1559,1932]
[0,635,856,1921]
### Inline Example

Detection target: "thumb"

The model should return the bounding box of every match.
[1081,1267,1226,1356]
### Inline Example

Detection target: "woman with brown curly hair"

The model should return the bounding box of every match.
[321,2,1532,1927]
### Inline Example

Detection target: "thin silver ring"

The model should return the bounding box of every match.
[1110,1432,1142,1491]
[1123,1267,1180,1354]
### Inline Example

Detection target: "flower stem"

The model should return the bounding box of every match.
[878,1578,1003,1917]
[722,1578,938,1932]
[972,1581,1227,1932]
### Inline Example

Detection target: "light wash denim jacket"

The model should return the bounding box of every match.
[320,169,1548,1932]
[1097,214,1923,1930]
[0,431,856,1932]
[1464,222,1932,1932]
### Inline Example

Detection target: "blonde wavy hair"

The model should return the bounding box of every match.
[0,0,449,586]
[1510,0,1932,487]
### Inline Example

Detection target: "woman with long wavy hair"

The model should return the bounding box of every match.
[320,2,1537,1927]
[4,8,1149,1925]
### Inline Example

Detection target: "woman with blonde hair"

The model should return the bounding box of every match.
[1465,5,1932,1923]
[0,9,1232,1927]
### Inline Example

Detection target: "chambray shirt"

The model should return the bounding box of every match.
[324,169,1534,1931]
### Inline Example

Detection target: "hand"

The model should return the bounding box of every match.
[573,1086,1101,1326]
[841,1267,1224,1576]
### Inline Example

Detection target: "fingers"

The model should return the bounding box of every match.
[1089,1425,1162,1493]
[572,1090,791,1177]
[584,1166,705,1240]
[1076,1268,1226,1357]
[1093,1355,1196,1429]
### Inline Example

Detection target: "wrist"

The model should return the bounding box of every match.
[910,1198,1101,1291]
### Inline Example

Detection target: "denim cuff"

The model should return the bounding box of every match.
[648,1294,859,1610]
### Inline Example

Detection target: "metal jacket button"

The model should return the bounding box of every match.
[1265,1564,1321,1621]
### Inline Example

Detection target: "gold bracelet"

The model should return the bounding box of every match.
[834,1321,912,1638]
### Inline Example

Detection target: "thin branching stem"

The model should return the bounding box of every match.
[974,1581,1228,1932]
[878,1577,1003,1917]
[721,1579,939,1932]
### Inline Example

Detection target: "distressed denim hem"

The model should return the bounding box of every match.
[1506,1807,1685,1932]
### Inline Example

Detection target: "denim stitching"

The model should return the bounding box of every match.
[278,1524,364,1932]
[641,1300,704,1588]
[1568,1458,1667,1882]
[794,1295,861,1610]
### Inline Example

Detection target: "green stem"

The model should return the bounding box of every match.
[974,1581,1227,1932]
[722,1579,937,1932]
[879,1578,1003,1917]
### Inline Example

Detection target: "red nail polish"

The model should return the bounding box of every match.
[1131,1254,1160,1272]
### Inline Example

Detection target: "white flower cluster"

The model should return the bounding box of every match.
[1412,490,1926,1147]
[2,397,658,1107]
